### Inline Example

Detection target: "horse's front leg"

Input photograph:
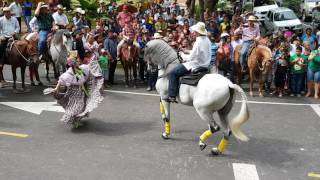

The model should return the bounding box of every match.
[259,73,266,97]
[0,65,5,88]
[160,98,171,139]
[197,109,220,151]
[34,63,43,86]
[123,62,129,88]
[11,66,17,91]
[249,69,254,97]
[133,61,137,88]
[21,65,27,91]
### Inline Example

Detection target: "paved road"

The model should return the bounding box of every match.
[0,65,320,180]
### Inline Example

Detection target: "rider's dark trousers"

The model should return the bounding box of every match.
[168,64,189,97]
[109,59,117,84]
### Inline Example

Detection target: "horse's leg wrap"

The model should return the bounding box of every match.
[164,118,171,135]
[160,101,165,114]
[212,132,231,155]
[200,130,213,142]
[199,124,220,151]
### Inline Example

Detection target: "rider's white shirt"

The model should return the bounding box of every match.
[52,12,69,26]
[183,36,211,71]
[0,16,20,37]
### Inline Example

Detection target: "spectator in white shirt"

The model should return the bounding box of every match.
[176,9,185,26]
[52,4,69,29]
[9,0,22,32]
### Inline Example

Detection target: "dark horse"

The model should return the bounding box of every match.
[120,41,139,88]
[0,38,39,92]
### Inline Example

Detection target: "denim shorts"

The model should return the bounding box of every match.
[307,68,320,82]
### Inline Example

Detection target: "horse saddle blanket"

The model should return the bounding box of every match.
[180,67,209,86]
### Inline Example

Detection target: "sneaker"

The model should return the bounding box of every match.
[146,87,152,91]
[290,94,295,97]
[278,93,283,98]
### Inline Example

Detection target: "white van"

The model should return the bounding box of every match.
[253,1,279,21]
[264,7,303,33]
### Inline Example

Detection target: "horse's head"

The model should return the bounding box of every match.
[257,46,273,74]
[26,42,39,64]
[62,31,73,52]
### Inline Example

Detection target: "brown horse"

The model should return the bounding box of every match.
[0,38,39,92]
[120,41,139,88]
[234,45,273,97]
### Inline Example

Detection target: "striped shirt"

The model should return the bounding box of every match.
[210,42,218,66]
[235,24,260,42]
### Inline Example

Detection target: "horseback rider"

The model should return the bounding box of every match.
[164,22,211,103]
[235,15,260,72]
[0,6,20,80]
[35,2,54,60]
[52,4,69,30]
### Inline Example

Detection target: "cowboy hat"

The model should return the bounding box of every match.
[153,33,163,39]
[75,7,82,13]
[247,15,258,22]
[2,7,10,12]
[190,22,207,36]
[57,4,65,10]
[80,10,86,15]
[220,32,229,38]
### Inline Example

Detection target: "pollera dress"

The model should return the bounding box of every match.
[54,62,104,124]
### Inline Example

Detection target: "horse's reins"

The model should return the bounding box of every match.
[12,38,34,64]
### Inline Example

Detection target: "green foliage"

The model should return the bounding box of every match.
[282,0,302,14]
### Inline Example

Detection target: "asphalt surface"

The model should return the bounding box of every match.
[1,65,320,180]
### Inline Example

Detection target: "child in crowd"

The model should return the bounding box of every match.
[274,46,289,97]
[289,46,308,97]
[99,49,109,88]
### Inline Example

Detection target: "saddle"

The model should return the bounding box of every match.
[180,67,209,86]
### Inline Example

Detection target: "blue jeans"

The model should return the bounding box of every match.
[291,73,304,94]
[38,30,49,55]
[168,64,189,97]
[240,40,253,68]
[24,16,32,33]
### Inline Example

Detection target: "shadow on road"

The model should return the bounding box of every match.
[71,118,155,137]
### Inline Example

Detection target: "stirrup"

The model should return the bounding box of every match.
[163,96,178,103]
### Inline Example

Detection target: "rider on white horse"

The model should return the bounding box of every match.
[164,22,211,102]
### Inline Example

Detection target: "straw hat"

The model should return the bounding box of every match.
[57,4,65,10]
[220,32,229,38]
[153,33,163,39]
[80,10,86,15]
[190,22,207,36]
[2,7,10,12]
[75,7,82,13]
[40,4,48,8]
[247,15,258,22]
[68,50,78,59]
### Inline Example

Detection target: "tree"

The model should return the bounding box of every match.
[187,0,220,18]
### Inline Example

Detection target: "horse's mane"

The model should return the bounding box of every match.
[257,45,272,58]
[52,30,67,44]
[144,39,178,69]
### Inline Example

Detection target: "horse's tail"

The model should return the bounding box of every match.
[228,83,250,142]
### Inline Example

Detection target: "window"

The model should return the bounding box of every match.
[274,11,297,21]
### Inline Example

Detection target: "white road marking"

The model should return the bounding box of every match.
[0,102,64,115]
[310,104,320,117]
[233,163,260,180]
[104,90,320,106]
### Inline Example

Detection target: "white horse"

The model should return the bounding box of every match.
[49,29,73,78]
[144,39,250,155]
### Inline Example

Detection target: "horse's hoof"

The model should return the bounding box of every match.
[38,82,43,86]
[249,92,254,97]
[259,93,264,97]
[199,141,207,151]
[161,132,170,140]
[31,82,36,86]
[211,147,221,156]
